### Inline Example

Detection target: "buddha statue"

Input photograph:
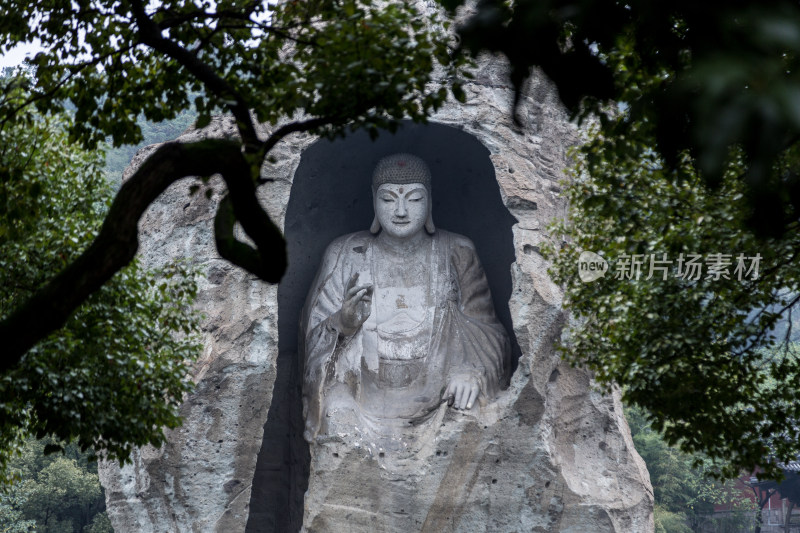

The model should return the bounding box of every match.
[301,153,510,445]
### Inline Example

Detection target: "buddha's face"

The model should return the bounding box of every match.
[374,183,429,239]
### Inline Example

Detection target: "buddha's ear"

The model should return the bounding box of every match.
[370,216,381,234]
[425,213,435,234]
[369,188,381,234]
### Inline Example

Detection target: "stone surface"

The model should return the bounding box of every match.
[99,11,654,533]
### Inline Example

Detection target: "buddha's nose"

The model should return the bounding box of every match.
[396,201,408,217]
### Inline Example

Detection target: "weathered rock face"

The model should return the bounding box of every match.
[99,27,654,533]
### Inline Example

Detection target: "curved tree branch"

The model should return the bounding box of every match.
[259,116,336,159]
[0,138,284,372]
[214,194,284,279]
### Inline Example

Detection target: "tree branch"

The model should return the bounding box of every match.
[214,194,283,279]
[155,4,262,31]
[260,116,334,158]
[0,138,285,372]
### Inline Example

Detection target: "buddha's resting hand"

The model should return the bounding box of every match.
[333,272,373,336]
[443,373,481,410]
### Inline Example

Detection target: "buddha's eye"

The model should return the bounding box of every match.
[381,196,394,202]
[409,195,423,202]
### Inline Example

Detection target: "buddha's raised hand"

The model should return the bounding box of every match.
[334,272,373,336]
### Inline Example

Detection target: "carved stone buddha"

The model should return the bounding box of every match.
[301,153,510,446]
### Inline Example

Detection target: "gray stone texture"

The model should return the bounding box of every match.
[99,13,654,533]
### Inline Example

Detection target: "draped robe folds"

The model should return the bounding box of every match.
[301,229,510,442]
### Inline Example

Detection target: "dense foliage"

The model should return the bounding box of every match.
[0,110,202,483]
[0,438,112,533]
[440,0,800,476]
[547,115,800,477]
[444,0,800,237]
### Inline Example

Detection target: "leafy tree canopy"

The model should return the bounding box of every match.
[0,107,202,483]
[0,437,112,533]
[0,0,467,368]
[548,115,800,478]
[441,0,800,477]
[443,0,800,236]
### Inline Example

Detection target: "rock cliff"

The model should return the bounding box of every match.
[99,30,654,533]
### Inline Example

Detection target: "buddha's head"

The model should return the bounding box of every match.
[369,153,435,238]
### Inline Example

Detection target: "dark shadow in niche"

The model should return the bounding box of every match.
[245,121,519,532]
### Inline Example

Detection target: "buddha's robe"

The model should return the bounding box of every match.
[301,230,510,441]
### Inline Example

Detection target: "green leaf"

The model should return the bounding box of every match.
[452,82,466,103]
